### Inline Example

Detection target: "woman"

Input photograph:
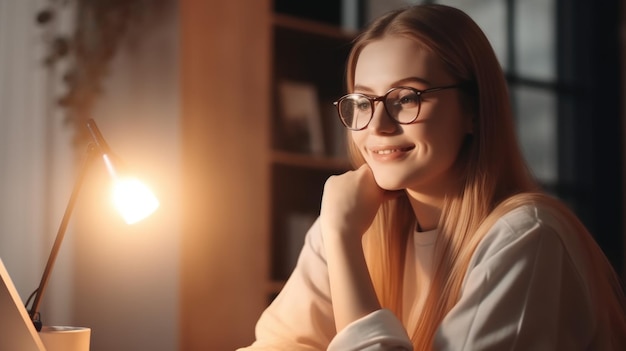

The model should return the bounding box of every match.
[239,4,626,350]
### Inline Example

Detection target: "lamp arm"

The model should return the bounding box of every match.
[87,118,112,155]
[27,143,98,331]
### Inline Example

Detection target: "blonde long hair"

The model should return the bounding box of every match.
[345,4,626,349]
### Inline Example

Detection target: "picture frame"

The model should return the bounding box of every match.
[277,80,325,155]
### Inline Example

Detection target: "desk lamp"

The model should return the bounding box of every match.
[24,118,159,331]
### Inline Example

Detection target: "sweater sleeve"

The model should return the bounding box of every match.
[433,206,596,350]
[237,218,335,350]
[238,218,414,351]
[328,309,413,351]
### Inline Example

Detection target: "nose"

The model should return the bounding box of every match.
[367,101,398,134]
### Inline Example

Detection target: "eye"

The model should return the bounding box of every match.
[396,90,419,107]
[354,97,371,111]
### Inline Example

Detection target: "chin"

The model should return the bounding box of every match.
[371,172,408,191]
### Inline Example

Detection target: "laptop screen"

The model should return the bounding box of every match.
[0,258,46,351]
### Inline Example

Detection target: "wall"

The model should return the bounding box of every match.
[0,0,76,324]
[70,2,181,351]
[1,0,181,350]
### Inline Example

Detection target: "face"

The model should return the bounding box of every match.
[351,36,471,197]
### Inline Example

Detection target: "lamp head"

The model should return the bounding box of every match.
[112,176,160,224]
[87,119,160,224]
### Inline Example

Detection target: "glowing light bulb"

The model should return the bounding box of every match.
[112,178,159,224]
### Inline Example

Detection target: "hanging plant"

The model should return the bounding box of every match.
[36,0,167,145]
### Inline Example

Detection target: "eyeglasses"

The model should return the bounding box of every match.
[333,84,461,131]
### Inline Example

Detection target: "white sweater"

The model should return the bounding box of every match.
[238,204,608,350]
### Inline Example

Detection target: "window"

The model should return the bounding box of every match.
[434,0,558,184]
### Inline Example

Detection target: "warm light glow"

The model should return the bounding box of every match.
[112,178,160,224]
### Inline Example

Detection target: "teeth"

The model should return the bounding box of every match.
[374,149,398,155]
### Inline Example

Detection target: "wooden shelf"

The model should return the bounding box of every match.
[268,5,355,300]
[273,13,356,40]
[271,150,351,171]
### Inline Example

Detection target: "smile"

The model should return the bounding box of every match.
[371,146,415,155]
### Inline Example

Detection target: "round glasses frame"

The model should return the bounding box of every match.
[333,84,461,131]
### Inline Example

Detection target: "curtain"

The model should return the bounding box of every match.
[0,0,76,323]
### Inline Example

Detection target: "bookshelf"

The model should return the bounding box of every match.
[179,1,358,348]
[268,10,355,295]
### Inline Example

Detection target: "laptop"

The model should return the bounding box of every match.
[0,258,46,351]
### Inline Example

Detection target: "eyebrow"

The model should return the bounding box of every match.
[353,76,433,93]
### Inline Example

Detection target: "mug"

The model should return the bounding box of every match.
[39,326,91,351]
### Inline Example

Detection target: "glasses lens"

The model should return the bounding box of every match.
[339,95,372,130]
[386,88,420,123]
